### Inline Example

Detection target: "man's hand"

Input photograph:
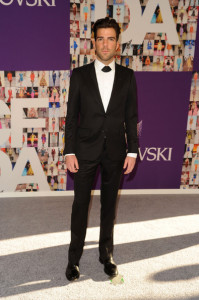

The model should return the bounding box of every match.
[123,156,136,174]
[65,155,79,173]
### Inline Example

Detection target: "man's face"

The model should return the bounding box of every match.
[93,27,119,64]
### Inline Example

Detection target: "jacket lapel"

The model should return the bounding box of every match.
[106,63,121,114]
[89,62,105,113]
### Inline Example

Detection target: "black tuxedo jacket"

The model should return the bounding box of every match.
[63,61,138,161]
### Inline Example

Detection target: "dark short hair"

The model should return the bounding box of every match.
[93,17,120,41]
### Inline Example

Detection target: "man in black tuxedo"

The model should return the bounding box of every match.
[64,17,138,281]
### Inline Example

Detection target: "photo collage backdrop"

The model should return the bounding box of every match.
[181,71,199,189]
[70,0,198,71]
[0,70,70,192]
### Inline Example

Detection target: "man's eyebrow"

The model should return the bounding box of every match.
[96,36,116,39]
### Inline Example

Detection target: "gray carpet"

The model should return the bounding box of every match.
[1,194,199,300]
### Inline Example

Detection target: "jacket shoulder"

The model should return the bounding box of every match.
[72,62,93,74]
[116,63,134,76]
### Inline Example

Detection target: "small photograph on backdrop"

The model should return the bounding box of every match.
[49,71,60,87]
[49,117,59,132]
[133,44,143,56]
[80,38,91,55]
[183,54,194,71]
[121,56,132,68]
[181,171,190,185]
[70,19,80,38]
[38,130,48,149]
[16,71,28,87]
[47,159,58,176]
[70,37,80,55]
[47,175,58,191]
[177,23,188,40]
[4,71,16,87]
[27,132,38,147]
[58,174,67,191]
[189,171,199,185]
[16,87,27,98]
[185,129,195,144]
[79,54,91,66]
[143,39,154,56]
[187,5,199,21]
[191,152,199,172]
[106,3,113,18]
[26,87,38,98]
[80,21,91,39]
[38,71,49,87]
[37,147,49,162]
[70,1,80,21]
[163,56,174,72]
[121,41,133,56]
[5,87,16,103]
[71,54,79,69]
[132,56,142,71]
[184,40,195,57]
[154,40,165,56]
[59,131,65,148]
[177,5,188,24]
[182,157,192,172]
[152,56,164,71]
[49,86,60,102]
[186,20,197,40]
[25,71,39,87]
[48,147,59,163]
[0,71,5,87]
[0,87,5,100]
[164,43,174,57]
[80,0,91,22]
[49,103,60,118]
[38,86,49,98]
[173,55,183,71]
[187,115,197,130]
[27,108,39,119]
[48,132,59,147]
[142,56,153,71]
[113,0,124,23]
[184,143,194,158]
[194,130,199,144]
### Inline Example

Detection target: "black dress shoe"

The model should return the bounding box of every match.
[99,257,118,277]
[65,263,80,281]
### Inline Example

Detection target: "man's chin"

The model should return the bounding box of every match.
[97,54,114,62]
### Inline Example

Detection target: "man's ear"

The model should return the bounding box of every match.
[116,41,120,51]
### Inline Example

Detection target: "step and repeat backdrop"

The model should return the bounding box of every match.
[0,0,199,192]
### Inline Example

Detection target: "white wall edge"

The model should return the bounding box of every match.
[0,189,199,198]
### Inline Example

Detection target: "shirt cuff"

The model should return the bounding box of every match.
[64,153,75,157]
[127,153,137,158]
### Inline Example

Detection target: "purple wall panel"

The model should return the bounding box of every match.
[0,0,70,70]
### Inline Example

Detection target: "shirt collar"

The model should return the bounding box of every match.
[94,58,115,72]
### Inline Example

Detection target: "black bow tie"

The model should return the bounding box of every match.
[101,66,112,72]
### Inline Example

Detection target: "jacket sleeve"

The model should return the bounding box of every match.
[63,69,80,155]
[125,70,138,154]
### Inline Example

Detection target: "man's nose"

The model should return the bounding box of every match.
[103,39,108,47]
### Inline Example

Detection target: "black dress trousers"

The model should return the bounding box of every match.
[68,139,125,265]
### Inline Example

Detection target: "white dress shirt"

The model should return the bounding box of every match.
[65,58,137,158]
